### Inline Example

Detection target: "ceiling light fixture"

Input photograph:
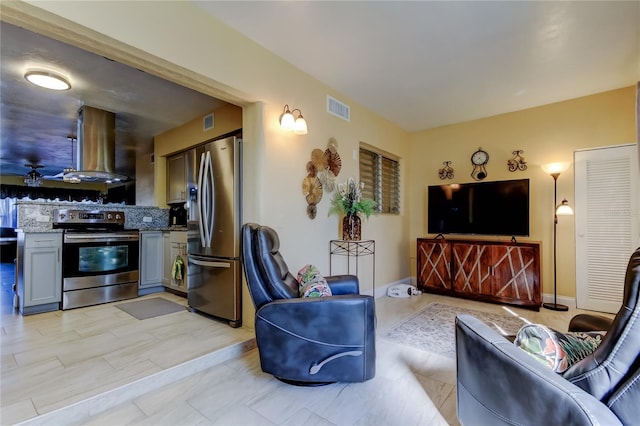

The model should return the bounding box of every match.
[24,70,71,91]
[279,104,308,135]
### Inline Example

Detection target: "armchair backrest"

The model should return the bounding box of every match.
[241,223,299,310]
[565,247,640,406]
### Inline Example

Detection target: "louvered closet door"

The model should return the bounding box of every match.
[575,144,639,313]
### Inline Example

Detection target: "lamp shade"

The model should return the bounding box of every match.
[542,162,570,175]
[293,115,308,134]
[556,199,574,216]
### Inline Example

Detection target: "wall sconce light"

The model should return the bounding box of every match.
[279,104,308,135]
[24,70,71,91]
[438,161,455,179]
[507,150,527,172]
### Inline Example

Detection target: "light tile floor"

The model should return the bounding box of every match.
[1,262,607,425]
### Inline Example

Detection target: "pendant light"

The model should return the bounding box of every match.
[63,136,81,183]
[24,164,43,187]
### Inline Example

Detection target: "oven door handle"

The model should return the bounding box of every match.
[64,234,139,243]
[188,257,230,268]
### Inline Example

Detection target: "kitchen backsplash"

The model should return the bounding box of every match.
[16,200,169,231]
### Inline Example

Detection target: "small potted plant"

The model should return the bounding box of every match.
[328,177,376,240]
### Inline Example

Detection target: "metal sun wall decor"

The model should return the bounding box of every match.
[301,137,342,219]
[508,150,527,172]
[438,161,455,180]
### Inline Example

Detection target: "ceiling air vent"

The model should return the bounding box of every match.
[327,95,350,121]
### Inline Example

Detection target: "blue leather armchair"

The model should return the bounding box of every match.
[241,223,376,385]
[455,246,640,425]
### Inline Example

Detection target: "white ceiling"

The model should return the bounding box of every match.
[195,1,640,132]
[1,2,638,181]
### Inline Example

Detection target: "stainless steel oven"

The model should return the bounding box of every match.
[54,209,139,309]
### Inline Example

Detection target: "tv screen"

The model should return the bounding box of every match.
[428,179,529,237]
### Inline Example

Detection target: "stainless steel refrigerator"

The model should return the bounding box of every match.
[186,135,242,327]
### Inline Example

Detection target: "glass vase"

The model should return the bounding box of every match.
[342,214,362,240]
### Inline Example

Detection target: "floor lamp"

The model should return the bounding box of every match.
[542,170,574,311]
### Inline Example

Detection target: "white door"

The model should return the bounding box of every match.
[575,144,639,313]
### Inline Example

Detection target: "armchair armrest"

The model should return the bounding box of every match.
[569,313,614,332]
[455,314,621,426]
[325,274,359,295]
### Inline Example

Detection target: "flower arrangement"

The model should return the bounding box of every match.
[328,177,376,218]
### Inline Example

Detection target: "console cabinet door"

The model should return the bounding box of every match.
[490,245,540,306]
[417,238,541,309]
[452,243,493,296]
[417,239,451,292]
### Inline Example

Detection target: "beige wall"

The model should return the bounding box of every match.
[154,103,243,207]
[408,86,637,299]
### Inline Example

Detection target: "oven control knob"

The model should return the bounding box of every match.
[59,213,65,220]
[107,213,113,220]
[115,214,121,221]
[69,213,75,219]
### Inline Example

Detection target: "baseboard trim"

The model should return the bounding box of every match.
[541,293,575,309]
[408,276,576,309]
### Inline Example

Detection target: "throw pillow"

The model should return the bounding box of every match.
[514,324,605,373]
[297,264,332,298]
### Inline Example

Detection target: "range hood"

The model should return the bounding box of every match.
[64,105,128,183]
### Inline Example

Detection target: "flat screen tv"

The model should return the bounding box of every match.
[428,178,529,237]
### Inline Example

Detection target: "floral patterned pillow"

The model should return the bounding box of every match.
[514,324,605,373]
[297,264,332,298]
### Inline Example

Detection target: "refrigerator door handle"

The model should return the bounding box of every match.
[188,257,231,268]
[205,150,215,248]
[197,152,207,247]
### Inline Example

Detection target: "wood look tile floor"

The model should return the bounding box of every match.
[1,262,605,425]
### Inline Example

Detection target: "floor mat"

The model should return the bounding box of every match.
[382,302,527,358]
[115,297,187,320]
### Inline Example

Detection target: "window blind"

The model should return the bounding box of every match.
[359,147,400,214]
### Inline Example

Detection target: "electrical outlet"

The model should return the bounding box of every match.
[143,216,153,223]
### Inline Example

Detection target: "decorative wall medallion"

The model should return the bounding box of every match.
[438,161,454,180]
[302,176,323,205]
[302,137,342,219]
[507,150,527,172]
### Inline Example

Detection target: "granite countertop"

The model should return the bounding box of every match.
[16,228,64,234]
[138,226,188,232]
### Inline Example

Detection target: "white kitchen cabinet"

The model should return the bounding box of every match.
[166,153,187,204]
[162,231,171,285]
[163,231,188,295]
[17,232,62,315]
[139,231,164,292]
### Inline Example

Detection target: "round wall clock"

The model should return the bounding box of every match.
[471,147,489,181]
